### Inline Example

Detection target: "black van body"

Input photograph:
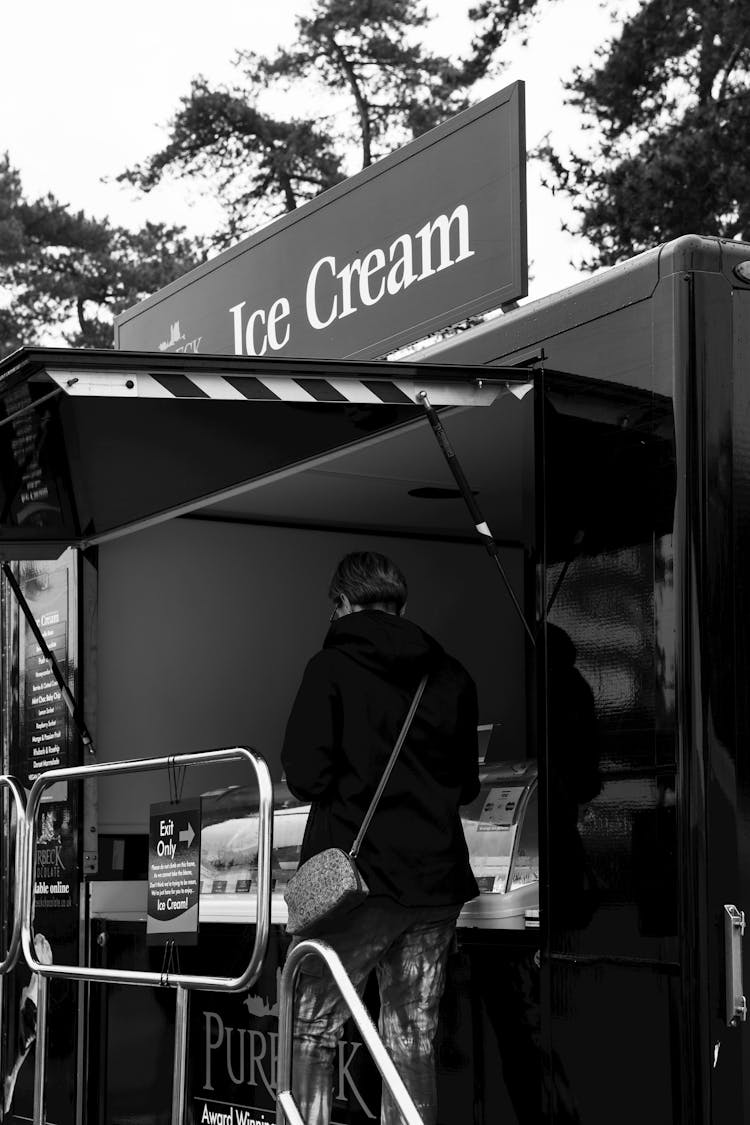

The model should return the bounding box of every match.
[421,233,750,1122]
[0,234,748,1124]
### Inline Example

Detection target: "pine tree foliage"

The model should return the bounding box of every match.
[1,0,474,354]
[555,0,750,265]
[120,0,469,245]
[119,77,346,249]
[471,0,750,267]
[257,0,469,165]
[0,154,203,357]
[464,0,552,80]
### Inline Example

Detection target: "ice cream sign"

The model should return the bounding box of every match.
[227,203,476,357]
[116,82,527,362]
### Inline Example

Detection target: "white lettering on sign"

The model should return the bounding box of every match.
[305,256,337,330]
[176,336,203,353]
[158,820,176,858]
[417,206,474,277]
[201,1105,231,1124]
[305,202,474,332]
[229,203,474,356]
[229,297,291,357]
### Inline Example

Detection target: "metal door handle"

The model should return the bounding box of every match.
[724,904,747,1027]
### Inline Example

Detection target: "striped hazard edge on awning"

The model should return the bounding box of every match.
[0,347,536,411]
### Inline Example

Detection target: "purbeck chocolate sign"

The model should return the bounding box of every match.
[115,83,526,361]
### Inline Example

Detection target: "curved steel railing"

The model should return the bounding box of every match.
[20,746,274,1125]
[276,939,424,1125]
[0,774,27,974]
[21,746,272,990]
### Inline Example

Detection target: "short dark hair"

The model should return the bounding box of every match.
[329,551,408,611]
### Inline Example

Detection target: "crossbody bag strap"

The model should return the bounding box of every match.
[349,673,428,860]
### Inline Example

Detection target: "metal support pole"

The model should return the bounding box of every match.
[277,940,424,1125]
[276,1092,306,1125]
[171,986,190,1125]
[33,973,49,1125]
[417,391,536,645]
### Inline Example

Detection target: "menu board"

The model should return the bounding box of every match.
[13,558,80,922]
[18,564,71,798]
[2,553,81,1125]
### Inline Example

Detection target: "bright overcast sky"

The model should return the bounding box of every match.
[0,0,632,304]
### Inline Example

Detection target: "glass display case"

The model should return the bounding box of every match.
[458,761,539,928]
[198,760,539,931]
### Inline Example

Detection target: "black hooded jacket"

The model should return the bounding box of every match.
[281,610,480,906]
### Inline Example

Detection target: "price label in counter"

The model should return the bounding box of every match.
[477,786,525,830]
[147,798,202,946]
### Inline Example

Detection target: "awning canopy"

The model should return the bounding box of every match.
[0,348,535,559]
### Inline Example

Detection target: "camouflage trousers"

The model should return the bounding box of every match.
[291,897,460,1125]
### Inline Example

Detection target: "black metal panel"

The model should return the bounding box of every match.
[729,286,750,1113]
[0,380,80,555]
[0,348,536,556]
[538,301,680,1120]
[686,271,749,1120]
[548,961,679,1123]
[61,396,420,540]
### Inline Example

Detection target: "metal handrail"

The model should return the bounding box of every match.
[21,746,273,990]
[20,746,274,1125]
[0,774,27,974]
[0,776,30,1121]
[276,939,424,1125]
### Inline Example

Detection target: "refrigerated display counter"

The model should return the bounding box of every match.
[198,759,539,930]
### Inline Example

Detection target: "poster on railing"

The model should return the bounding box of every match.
[147,797,202,945]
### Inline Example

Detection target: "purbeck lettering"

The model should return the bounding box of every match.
[202,1012,374,1117]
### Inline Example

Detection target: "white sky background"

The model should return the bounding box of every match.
[0,0,634,307]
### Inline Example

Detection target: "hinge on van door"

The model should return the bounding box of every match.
[724,905,747,1026]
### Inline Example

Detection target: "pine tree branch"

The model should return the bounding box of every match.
[718,35,749,101]
[325,33,373,166]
